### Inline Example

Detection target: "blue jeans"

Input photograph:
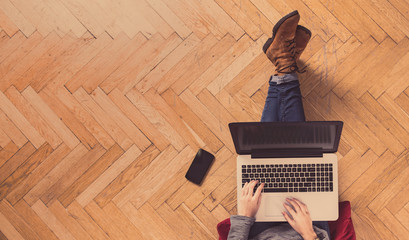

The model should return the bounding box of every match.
[249,73,330,239]
[261,73,305,122]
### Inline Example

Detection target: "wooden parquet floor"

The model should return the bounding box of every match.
[0,0,408,239]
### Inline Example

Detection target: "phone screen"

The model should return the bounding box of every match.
[185,149,214,185]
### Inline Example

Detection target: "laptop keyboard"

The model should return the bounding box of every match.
[241,163,333,193]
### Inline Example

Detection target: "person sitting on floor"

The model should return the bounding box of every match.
[227,11,330,240]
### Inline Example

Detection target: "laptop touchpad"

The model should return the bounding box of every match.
[265,196,285,216]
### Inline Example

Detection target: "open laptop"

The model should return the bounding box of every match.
[229,121,343,222]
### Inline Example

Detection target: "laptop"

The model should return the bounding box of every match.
[229,121,343,222]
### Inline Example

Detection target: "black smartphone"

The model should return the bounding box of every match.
[185,149,214,185]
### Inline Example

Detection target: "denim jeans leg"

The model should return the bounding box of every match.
[261,73,305,122]
[279,80,305,122]
[313,221,331,239]
[261,76,279,122]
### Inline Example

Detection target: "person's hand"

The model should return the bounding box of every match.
[282,198,318,240]
[238,180,264,218]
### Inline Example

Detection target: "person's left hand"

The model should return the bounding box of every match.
[238,180,264,218]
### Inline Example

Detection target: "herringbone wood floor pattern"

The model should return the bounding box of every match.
[0,0,408,239]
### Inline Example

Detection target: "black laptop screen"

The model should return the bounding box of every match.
[229,121,343,154]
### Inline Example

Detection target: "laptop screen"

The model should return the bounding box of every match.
[229,121,343,154]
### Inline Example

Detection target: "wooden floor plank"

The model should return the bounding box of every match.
[314,37,378,98]
[94,145,159,208]
[84,201,128,240]
[66,201,109,240]
[75,145,141,207]
[120,202,181,240]
[91,87,151,151]
[379,93,409,133]
[343,92,405,156]
[338,150,377,195]
[396,206,409,231]
[48,201,93,240]
[55,88,115,150]
[0,142,19,167]
[0,31,42,81]
[353,0,408,42]
[189,34,253,96]
[176,203,215,239]
[377,208,409,240]
[23,144,88,206]
[126,88,186,151]
[113,146,181,208]
[147,160,191,210]
[144,89,203,150]
[214,0,262,40]
[0,200,40,240]
[171,34,236,95]
[102,33,181,94]
[0,209,25,240]
[0,0,35,37]
[161,89,224,153]
[22,87,79,149]
[13,33,79,92]
[0,109,28,148]
[6,144,71,205]
[145,0,192,39]
[202,171,235,212]
[43,33,112,92]
[0,31,25,63]
[0,143,53,200]
[102,202,145,239]
[108,89,170,151]
[4,86,62,149]
[137,33,200,94]
[65,32,141,93]
[31,200,75,240]
[193,203,222,238]
[58,0,105,37]
[368,163,409,214]
[302,35,361,97]
[0,142,35,186]
[206,35,267,95]
[38,89,98,150]
[342,150,401,209]
[29,32,95,92]
[334,37,396,98]
[73,88,133,150]
[154,33,219,93]
[156,202,207,240]
[58,144,124,208]
[180,89,236,152]
[13,200,59,240]
[357,207,398,240]
[223,51,271,97]
[40,144,106,206]
[319,0,386,43]
[0,32,61,91]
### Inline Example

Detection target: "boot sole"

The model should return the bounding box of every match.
[262,10,299,54]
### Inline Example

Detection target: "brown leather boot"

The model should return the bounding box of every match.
[294,25,311,61]
[263,11,300,76]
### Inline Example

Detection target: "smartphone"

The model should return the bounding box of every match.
[185,149,215,185]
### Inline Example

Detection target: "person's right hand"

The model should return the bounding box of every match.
[282,198,318,240]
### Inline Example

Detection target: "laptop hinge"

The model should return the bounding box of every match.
[251,148,323,158]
